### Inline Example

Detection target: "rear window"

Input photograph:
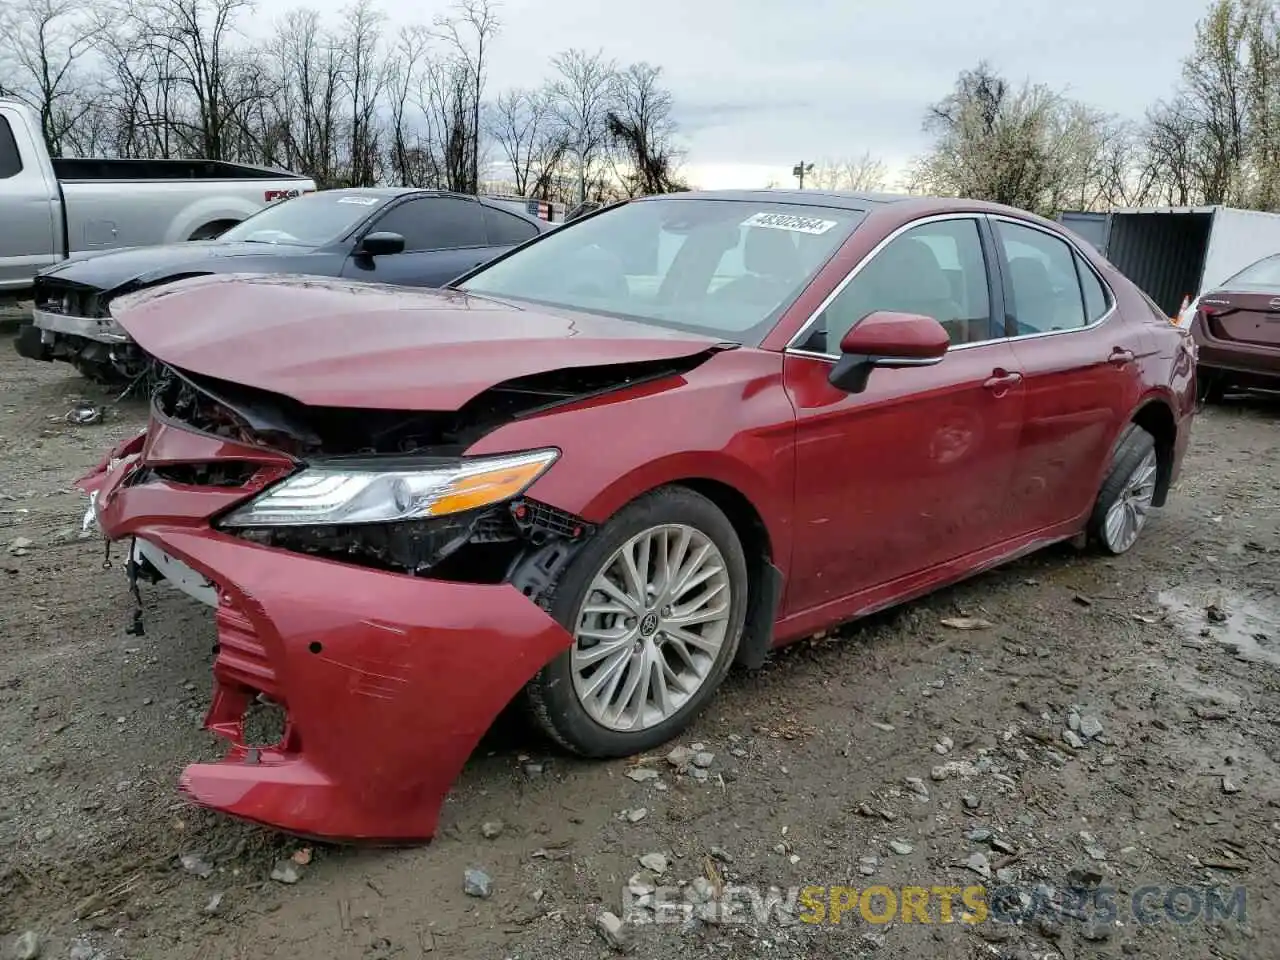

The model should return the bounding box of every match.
[483,205,539,246]
[0,116,22,179]
[1223,254,1280,288]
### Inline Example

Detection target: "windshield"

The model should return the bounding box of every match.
[1223,254,1280,289]
[217,192,389,247]
[456,198,866,342]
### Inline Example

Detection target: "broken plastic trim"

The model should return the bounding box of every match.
[226,497,594,584]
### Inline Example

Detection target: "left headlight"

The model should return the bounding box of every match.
[219,448,560,528]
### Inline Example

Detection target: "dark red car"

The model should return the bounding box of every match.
[78,190,1197,842]
[1182,252,1280,401]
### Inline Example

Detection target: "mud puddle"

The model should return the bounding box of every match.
[1157,585,1280,666]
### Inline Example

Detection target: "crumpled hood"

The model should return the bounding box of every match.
[38,241,312,291]
[112,273,731,410]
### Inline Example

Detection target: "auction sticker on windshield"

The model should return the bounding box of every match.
[337,196,381,205]
[741,212,838,235]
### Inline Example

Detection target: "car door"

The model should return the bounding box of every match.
[342,195,493,287]
[783,215,1027,615]
[992,216,1148,533]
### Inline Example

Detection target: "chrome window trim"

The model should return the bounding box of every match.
[784,212,1119,363]
[989,213,1118,328]
[789,347,944,367]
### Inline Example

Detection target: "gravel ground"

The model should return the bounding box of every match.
[0,336,1277,960]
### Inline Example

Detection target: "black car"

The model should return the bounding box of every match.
[16,188,551,382]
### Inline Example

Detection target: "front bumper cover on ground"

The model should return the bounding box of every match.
[33,306,129,344]
[79,429,575,843]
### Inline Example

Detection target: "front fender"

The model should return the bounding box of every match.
[463,349,797,572]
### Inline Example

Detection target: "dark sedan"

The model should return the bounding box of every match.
[1181,252,1280,401]
[15,188,550,382]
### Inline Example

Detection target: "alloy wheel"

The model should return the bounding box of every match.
[1103,448,1158,553]
[570,523,732,731]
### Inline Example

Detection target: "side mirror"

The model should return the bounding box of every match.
[828,310,950,394]
[357,231,406,257]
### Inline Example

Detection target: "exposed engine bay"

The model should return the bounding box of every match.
[23,276,180,386]
[150,352,715,458]
[140,351,716,590]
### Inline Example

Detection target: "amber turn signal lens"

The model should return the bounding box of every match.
[423,458,555,516]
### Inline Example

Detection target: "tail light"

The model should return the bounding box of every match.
[1174,298,1206,329]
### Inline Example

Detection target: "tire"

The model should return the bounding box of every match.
[1197,366,1226,404]
[525,486,749,757]
[1088,425,1159,555]
[188,220,237,241]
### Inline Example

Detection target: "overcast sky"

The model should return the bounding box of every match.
[300,0,1210,188]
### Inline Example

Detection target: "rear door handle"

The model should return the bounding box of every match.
[983,369,1023,395]
[1109,347,1135,365]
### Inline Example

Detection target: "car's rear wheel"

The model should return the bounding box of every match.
[525,487,748,757]
[1088,425,1159,555]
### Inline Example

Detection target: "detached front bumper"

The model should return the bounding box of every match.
[32,306,129,345]
[80,431,574,843]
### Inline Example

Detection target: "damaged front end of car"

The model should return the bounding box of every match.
[20,273,213,388]
[80,347,718,842]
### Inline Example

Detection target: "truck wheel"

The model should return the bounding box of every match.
[188,220,238,241]
[525,487,748,757]
[1088,425,1159,555]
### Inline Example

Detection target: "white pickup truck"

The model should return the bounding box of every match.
[0,98,316,301]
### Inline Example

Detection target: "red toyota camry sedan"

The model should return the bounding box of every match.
[78,190,1197,842]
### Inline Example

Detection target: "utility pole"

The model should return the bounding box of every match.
[792,161,814,189]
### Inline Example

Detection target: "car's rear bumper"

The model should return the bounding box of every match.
[79,432,574,843]
[1192,317,1280,384]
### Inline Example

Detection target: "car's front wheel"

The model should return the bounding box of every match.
[525,487,749,757]
[1088,425,1159,555]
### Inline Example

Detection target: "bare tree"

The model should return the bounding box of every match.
[912,62,1062,213]
[1093,120,1160,208]
[1143,98,1201,205]
[1181,0,1250,203]
[339,0,388,186]
[809,152,888,192]
[488,87,565,195]
[416,48,474,191]
[1,0,688,206]
[549,48,616,204]
[384,25,434,187]
[0,0,97,156]
[122,0,268,160]
[434,0,498,193]
[605,61,684,195]
[1242,0,1280,208]
[912,61,1120,216]
[266,9,346,186]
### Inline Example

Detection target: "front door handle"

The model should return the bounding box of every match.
[983,369,1023,395]
[1109,346,1135,366]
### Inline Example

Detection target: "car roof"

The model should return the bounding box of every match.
[316,187,511,203]
[629,189,1070,234]
[309,187,545,225]
[656,188,910,211]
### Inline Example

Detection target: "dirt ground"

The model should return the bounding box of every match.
[0,330,1277,960]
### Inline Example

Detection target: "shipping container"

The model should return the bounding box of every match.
[1058,206,1280,316]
